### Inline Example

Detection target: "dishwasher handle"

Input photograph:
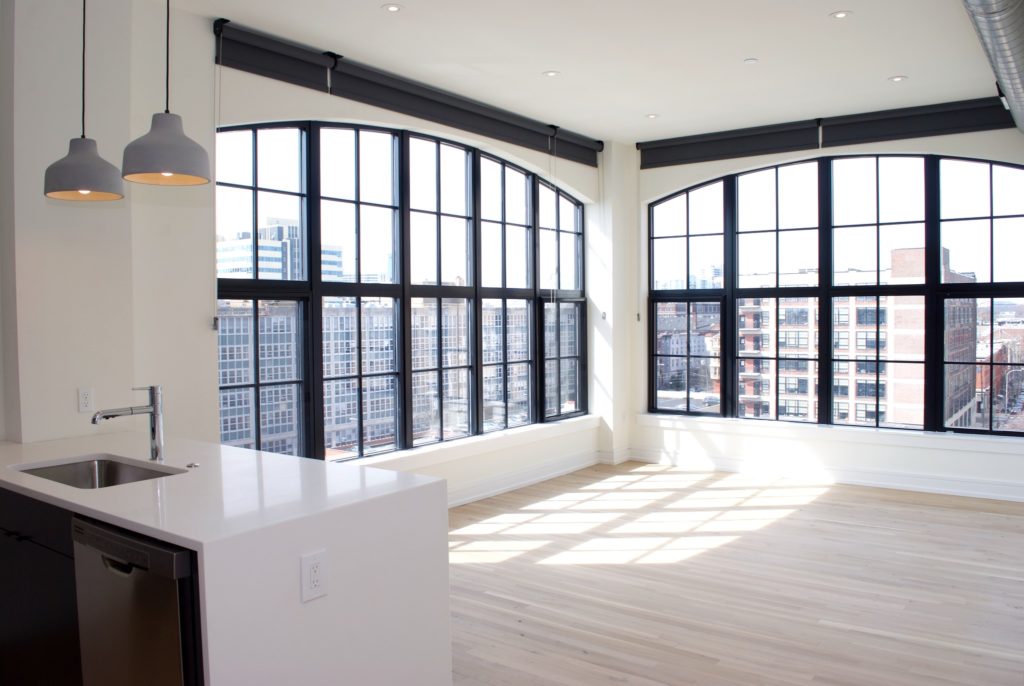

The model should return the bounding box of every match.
[72,516,192,580]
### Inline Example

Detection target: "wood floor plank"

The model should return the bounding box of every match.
[449,462,1024,686]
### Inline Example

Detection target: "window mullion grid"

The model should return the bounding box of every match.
[307,124,324,459]
[817,158,833,425]
[252,298,263,450]
[472,152,485,436]
[722,176,737,418]
[924,155,943,431]
[399,132,414,450]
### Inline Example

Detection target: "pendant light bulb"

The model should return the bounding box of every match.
[43,0,124,201]
[121,0,210,186]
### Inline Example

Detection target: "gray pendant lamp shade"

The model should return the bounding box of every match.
[45,137,125,201]
[122,112,210,185]
[43,0,124,201]
[121,0,210,186]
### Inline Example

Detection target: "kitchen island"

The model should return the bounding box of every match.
[0,432,452,685]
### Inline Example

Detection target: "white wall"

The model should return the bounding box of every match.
[633,128,1024,501]
[0,0,218,444]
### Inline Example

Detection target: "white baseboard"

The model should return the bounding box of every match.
[447,450,599,508]
[629,449,1024,502]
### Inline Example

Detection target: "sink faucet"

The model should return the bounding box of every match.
[91,385,165,462]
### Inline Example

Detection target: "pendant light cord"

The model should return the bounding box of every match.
[80,0,86,138]
[164,0,170,113]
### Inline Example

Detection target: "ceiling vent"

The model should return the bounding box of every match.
[963,0,1024,131]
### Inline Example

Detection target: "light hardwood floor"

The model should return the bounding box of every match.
[448,462,1024,686]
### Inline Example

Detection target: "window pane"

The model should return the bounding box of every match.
[508,363,531,427]
[481,221,502,287]
[442,299,469,367]
[322,297,358,378]
[944,364,986,430]
[544,360,558,416]
[833,157,877,226]
[359,131,395,206]
[560,359,579,413]
[888,296,925,361]
[880,223,925,285]
[409,138,437,212]
[652,194,686,237]
[560,197,577,233]
[944,298,981,363]
[410,211,438,285]
[259,301,302,384]
[320,200,356,283]
[688,356,720,414]
[216,130,252,186]
[655,303,688,356]
[505,168,527,225]
[260,384,302,455]
[778,162,818,229]
[257,128,300,193]
[440,144,469,216]
[881,363,923,430]
[833,225,876,286]
[994,218,1024,282]
[362,376,397,455]
[539,228,558,290]
[689,235,723,289]
[482,365,505,432]
[738,232,776,288]
[507,299,530,362]
[737,298,776,357]
[778,229,817,287]
[360,205,397,283]
[441,216,471,286]
[320,128,356,200]
[411,298,438,370]
[994,365,1024,432]
[560,303,578,357]
[738,169,776,232]
[257,192,304,280]
[216,186,254,279]
[539,185,558,230]
[361,298,396,374]
[217,299,254,386]
[506,224,530,289]
[412,372,440,446]
[219,387,255,449]
[655,357,687,410]
[941,159,989,219]
[480,158,502,221]
[941,219,990,283]
[993,164,1024,217]
[690,302,720,357]
[560,232,578,290]
[324,379,358,459]
[443,368,470,439]
[482,299,503,364]
[737,358,773,419]
[689,181,723,235]
[879,157,924,223]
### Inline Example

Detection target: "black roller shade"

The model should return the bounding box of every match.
[637,120,820,169]
[214,20,603,167]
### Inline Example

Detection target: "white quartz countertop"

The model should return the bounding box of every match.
[0,432,442,550]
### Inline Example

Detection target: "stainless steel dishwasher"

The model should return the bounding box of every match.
[71,516,198,686]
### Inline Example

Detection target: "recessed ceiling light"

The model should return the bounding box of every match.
[542,70,560,77]
[888,74,909,83]
[830,10,852,19]
[381,3,403,12]
[646,114,659,119]
[743,57,760,65]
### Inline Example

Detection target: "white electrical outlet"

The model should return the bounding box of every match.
[77,388,95,414]
[301,550,328,602]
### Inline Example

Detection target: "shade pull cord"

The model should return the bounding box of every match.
[80,0,86,137]
[165,0,170,113]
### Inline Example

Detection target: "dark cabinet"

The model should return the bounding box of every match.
[0,486,83,685]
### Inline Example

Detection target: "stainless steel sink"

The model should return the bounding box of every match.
[17,454,185,489]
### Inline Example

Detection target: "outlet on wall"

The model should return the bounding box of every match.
[300,549,328,603]
[77,388,95,414]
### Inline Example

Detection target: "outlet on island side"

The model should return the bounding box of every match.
[77,387,95,414]
[301,549,328,603]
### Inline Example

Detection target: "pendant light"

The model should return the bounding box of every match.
[43,0,124,201]
[122,0,210,186]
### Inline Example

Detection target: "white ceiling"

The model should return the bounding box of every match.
[178,0,997,144]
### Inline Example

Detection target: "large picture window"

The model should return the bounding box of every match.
[649,155,1024,437]
[217,123,586,459]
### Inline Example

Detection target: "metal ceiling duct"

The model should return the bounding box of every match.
[963,0,1024,132]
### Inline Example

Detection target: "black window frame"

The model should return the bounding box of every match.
[217,121,587,460]
[649,153,1024,437]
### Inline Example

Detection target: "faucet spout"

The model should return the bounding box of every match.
[91,386,165,462]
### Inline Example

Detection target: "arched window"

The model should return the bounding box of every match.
[215,123,586,458]
[649,155,1024,436]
